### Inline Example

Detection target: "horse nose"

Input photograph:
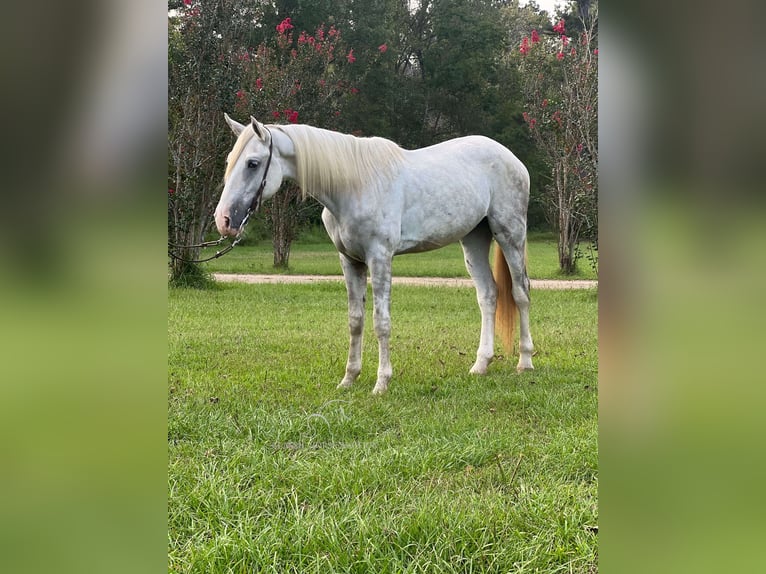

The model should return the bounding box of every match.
[223,215,231,229]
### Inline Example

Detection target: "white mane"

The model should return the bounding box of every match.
[274,124,404,199]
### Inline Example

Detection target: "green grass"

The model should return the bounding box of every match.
[169,282,598,573]
[201,229,598,280]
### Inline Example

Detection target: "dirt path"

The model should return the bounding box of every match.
[213,273,597,290]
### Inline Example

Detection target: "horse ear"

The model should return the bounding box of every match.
[250,116,266,140]
[224,113,246,136]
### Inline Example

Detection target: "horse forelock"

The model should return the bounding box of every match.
[224,124,257,182]
[278,124,404,198]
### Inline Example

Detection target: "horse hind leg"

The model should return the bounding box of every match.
[337,254,368,389]
[491,226,534,373]
[460,221,497,375]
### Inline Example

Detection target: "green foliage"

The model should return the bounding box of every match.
[169,283,598,572]
[169,0,598,276]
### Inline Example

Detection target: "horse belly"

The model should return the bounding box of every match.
[397,193,488,254]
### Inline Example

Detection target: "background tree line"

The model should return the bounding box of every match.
[168,0,597,281]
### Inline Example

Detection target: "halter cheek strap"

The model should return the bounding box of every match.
[235,125,274,236]
[250,124,274,214]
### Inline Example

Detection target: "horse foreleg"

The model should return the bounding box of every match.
[338,254,368,389]
[368,256,393,394]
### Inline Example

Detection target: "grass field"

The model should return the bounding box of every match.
[168,282,598,573]
[199,229,598,281]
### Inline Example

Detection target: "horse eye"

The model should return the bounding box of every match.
[247,159,260,169]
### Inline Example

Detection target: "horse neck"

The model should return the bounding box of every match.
[273,125,344,215]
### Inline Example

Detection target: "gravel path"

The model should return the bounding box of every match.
[213,273,597,290]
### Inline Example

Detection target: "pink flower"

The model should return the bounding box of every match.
[529,118,537,129]
[562,35,570,47]
[531,30,540,43]
[593,48,599,55]
[553,19,565,35]
[168,188,175,195]
[542,99,548,107]
[255,77,263,91]
[276,17,294,35]
[519,37,530,55]
[556,51,564,60]
[235,89,246,100]
[346,49,356,63]
[183,0,191,6]
[298,31,308,44]
[350,87,359,95]
[378,43,388,53]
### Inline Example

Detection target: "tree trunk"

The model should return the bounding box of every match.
[269,184,301,269]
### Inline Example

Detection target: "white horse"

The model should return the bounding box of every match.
[215,115,534,394]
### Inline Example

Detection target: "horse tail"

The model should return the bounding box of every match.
[493,243,517,354]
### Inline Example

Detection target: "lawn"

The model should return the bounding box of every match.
[168,282,598,573]
[200,229,598,281]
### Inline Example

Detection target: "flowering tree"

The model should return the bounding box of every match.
[233,17,363,268]
[168,0,255,284]
[518,8,598,274]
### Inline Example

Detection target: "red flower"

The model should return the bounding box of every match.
[168,188,175,195]
[350,87,359,95]
[553,19,565,35]
[519,37,530,55]
[272,111,281,119]
[562,35,570,47]
[556,51,564,60]
[346,49,356,63]
[378,43,388,53]
[542,99,548,107]
[531,30,540,43]
[255,77,263,91]
[276,17,294,35]
[287,110,299,123]
[593,48,599,55]
[183,0,191,6]
[298,31,308,44]
[235,89,246,100]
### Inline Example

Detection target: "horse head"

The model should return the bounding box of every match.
[214,114,282,237]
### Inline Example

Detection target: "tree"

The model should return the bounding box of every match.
[233,17,363,268]
[168,0,257,283]
[517,4,598,274]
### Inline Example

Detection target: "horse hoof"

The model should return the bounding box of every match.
[516,365,535,373]
[372,384,388,395]
[337,381,353,390]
